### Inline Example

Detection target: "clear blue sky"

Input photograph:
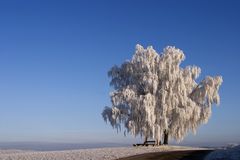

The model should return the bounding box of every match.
[0,0,239,146]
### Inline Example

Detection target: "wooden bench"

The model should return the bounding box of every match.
[133,140,156,147]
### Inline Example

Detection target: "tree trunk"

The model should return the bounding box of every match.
[163,130,168,145]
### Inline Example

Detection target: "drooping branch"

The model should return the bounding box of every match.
[102,44,223,143]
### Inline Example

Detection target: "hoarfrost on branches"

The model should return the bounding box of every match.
[102,44,223,143]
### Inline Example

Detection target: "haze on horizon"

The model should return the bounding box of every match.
[0,0,240,147]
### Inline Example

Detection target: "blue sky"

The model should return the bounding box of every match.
[0,0,240,146]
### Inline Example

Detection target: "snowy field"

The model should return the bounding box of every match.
[0,145,207,160]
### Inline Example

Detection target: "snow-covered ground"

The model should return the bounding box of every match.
[0,145,207,160]
[205,144,240,160]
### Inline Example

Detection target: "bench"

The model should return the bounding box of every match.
[133,140,156,147]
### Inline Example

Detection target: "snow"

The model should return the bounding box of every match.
[205,144,240,160]
[102,44,223,143]
[0,146,207,160]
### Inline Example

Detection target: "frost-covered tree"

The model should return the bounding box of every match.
[102,44,223,145]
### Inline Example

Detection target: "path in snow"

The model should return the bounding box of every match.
[0,145,209,160]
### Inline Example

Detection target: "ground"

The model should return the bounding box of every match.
[0,146,211,160]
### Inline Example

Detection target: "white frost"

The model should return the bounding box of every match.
[102,44,223,143]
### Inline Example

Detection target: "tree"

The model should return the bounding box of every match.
[102,44,223,145]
